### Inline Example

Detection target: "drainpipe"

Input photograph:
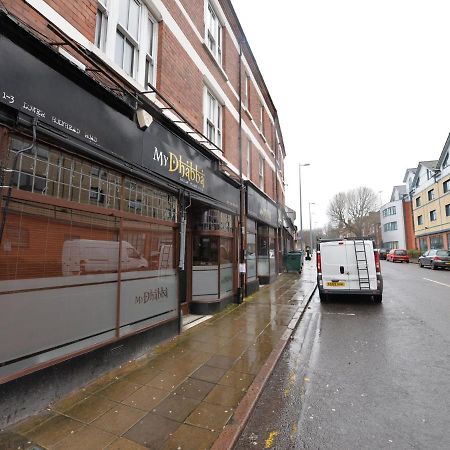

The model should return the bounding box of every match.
[237,42,245,304]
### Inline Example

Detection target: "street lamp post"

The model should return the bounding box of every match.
[298,163,311,250]
[309,202,315,250]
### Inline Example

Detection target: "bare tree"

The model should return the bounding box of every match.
[327,187,378,236]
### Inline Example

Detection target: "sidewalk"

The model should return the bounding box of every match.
[0,261,317,450]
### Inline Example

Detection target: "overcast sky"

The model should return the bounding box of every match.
[232,0,450,229]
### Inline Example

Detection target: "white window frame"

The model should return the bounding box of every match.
[205,1,222,65]
[259,102,264,134]
[204,88,222,148]
[95,0,109,51]
[243,73,250,109]
[95,0,159,87]
[246,139,251,178]
[259,156,264,190]
[144,13,158,89]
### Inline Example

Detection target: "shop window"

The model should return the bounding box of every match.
[194,209,232,232]
[95,0,109,51]
[430,235,443,249]
[448,234,450,250]
[205,89,222,148]
[193,235,218,266]
[418,237,428,252]
[0,200,120,280]
[205,2,222,65]
[7,137,176,221]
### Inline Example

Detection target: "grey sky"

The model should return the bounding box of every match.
[232,0,450,228]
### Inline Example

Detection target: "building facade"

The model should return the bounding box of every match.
[411,140,450,251]
[0,0,288,388]
[380,185,414,250]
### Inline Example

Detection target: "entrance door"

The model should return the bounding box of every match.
[180,229,192,315]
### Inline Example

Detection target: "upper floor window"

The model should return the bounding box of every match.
[145,15,157,88]
[382,206,396,217]
[415,197,421,207]
[445,204,450,217]
[259,156,264,190]
[115,0,141,77]
[206,2,222,65]
[244,73,250,109]
[427,189,435,201]
[443,179,450,194]
[205,89,222,148]
[95,0,109,51]
[383,222,398,232]
[246,139,252,178]
[259,102,264,134]
[443,152,449,168]
[415,176,420,187]
[430,210,437,221]
[417,215,423,225]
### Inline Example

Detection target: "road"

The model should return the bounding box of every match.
[235,261,450,450]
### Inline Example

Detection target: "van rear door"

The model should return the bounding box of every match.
[321,241,349,291]
[345,240,377,291]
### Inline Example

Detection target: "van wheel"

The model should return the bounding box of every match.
[373,294,382,303]
[319,291,328,302]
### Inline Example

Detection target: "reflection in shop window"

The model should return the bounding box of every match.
[193,236,218,266]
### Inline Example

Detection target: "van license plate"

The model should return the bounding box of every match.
[327,281,346,287]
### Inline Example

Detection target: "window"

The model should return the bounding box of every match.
[426,169,431,180]
[382,206,396,217]
[445,204,450,217]
[7,137,177,221]
[430,235,443,249]
[205,89,222,147]
[115,0,141,77]
[246,139,252,178]
[259,156,264,190]
[206,2,222,64]
[259,102,265,134]
[95,0,108,51]
[427,189,435,201]
[145,15,157,88]
[430,210,437,221]
[443,152,449,168]
[415,176,420,187]
[383,222,398,232]
[417,215,423,225]
[244,73,250,109]
[415,197,421,207]
[419,237,428,252]
[443,179,450,194]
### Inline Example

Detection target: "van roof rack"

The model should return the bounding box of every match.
[317,236,375,243]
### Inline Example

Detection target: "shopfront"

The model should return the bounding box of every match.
[0,16,239,383]
[246,184,279,286]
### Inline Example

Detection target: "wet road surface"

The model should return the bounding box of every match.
[235,261,450,449]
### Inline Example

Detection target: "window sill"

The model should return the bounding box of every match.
[243,107,253,121]
[202,41,229,82]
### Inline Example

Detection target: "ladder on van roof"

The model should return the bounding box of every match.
[353,240,371,290]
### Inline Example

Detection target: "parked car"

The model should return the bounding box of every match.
[418,249,450,270]
[317,238,383,303]
[387,249,409,263]
[378,248,388,260]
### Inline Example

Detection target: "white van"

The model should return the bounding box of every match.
[62,240,148,276]
[316,238,383,303]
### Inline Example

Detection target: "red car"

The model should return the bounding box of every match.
[387,249,409,263]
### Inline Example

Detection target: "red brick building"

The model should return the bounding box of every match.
[0,0,288,385]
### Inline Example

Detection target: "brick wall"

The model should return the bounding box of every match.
[403,201,416,249]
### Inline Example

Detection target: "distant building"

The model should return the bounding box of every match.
[410,135,450,251]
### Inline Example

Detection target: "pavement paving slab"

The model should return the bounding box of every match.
[1,261,317,450]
